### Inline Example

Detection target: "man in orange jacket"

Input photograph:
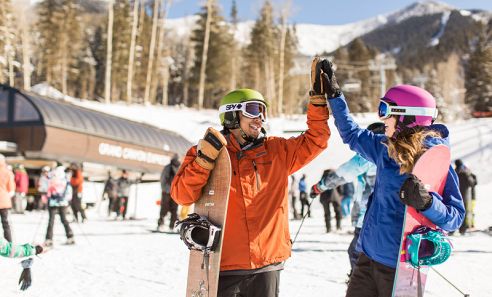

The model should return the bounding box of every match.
[171,58,331,296]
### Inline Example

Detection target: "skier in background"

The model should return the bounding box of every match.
[13,164,28,214]
[454,159,475,235]
[312,169,342,232]
[299,174,310,218]
[69,163,87,223]
[44,166,74,247]
[470,172,478,229]
[102,171,117,217]
[318,58,464,297]
[0,154,15,242]
[289,175,300,219]
[157,154,180,232]
[114,170,140,220]
[36,166,51,210]
[171,59,330,297]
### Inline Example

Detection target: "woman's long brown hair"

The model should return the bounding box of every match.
[386,126,441,175]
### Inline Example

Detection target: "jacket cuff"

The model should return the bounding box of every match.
[421,192,445,224]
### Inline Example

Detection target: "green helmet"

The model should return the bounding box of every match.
[219,89,269,129]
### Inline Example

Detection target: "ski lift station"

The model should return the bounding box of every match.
[0,84,191,207]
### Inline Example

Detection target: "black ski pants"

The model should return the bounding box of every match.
[45,206,74,240]
[0,208,12,242]
[347,227,361,270]
[157,192,178,228]
[346,253,395,297]
[299,192,310,217]
[115,196,129,219]
[71,192,87,222]
[218,270,280,297]
[320,199,342,232]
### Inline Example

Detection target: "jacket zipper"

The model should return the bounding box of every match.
[252,160,261,191]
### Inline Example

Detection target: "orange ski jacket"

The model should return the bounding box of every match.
[171,104,330,271]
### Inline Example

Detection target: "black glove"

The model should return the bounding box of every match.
[35,245,43,255]
[399,174,433,211]
[18,258,33,291]
[318,59,341,99]
[310,184,321,198]
[309,57,328,105]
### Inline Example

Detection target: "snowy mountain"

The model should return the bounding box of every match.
[164,0,486,56]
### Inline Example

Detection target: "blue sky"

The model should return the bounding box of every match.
[167,0,492,25]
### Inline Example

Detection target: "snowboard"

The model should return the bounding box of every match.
[392,144,451,297]
[185,149,231,297]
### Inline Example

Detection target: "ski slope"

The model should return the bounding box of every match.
[2,91,492,296]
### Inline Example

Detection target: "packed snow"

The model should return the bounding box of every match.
[1,89,492,296]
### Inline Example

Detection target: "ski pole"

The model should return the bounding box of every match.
[291,197,316,246]
[430,267,470,297]
[31,210,47,242]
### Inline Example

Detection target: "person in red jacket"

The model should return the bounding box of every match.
[69,163,87,223]
[13,164,28,214]
[0,154,15,241]
[171,58,331,297]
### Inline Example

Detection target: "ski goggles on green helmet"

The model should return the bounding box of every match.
[378,100,438,120]
[219,101,267,122]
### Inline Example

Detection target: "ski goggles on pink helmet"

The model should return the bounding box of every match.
[218,101,267,122]
[378,100,438,121]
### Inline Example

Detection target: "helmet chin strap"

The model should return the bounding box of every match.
[239,126,267,144]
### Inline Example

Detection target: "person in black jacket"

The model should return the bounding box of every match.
[455,159,475,234]
[157,154,181,231]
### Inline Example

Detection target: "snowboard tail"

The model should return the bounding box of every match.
[185,149,232,297]
[392,145,451,297]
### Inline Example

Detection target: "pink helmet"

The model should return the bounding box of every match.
[380,84,438,130]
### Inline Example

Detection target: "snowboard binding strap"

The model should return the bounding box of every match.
[175,213,222,253]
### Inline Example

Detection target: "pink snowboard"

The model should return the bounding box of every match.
[392,145,450,297]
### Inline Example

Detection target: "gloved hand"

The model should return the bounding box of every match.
[318,59,342,99]
[399,174,433,211]
[310,184,321,198]
[309,57,328,105]
[35,245,43,255]
[18,258,33,291]
[195,127,227,170]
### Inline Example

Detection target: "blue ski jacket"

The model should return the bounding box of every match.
[328,95,465,268]
[316,153,376,228]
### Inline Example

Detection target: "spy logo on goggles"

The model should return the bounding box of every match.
[378,100,438,120]
[225,103,242,111]
[219,101,267,122]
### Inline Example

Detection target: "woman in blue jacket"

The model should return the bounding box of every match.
[314,59,465,297]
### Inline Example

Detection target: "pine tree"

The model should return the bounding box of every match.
[58,0,83,95]
[244,0,278,109]
[465,21,492,113]
[35,0,62,86]
[111,0,132,101]
[0,0,17,86]
[191,0,234,108]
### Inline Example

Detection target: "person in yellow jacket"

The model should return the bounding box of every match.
[171,58,331,296]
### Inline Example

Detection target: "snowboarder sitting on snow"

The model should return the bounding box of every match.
[171,57,331,297]
[317,58,464,297]
[1,236,44,290]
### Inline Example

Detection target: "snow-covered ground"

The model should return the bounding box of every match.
[2,87,492,296]
[2,182,491,297]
